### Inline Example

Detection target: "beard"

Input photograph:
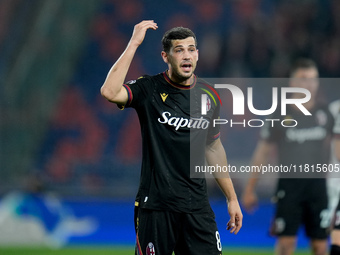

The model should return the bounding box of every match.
[168,58,196,83]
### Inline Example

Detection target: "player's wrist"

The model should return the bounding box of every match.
[128,39,142,49]
[226,196,239,204]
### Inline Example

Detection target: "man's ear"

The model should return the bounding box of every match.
[161,51,169,64]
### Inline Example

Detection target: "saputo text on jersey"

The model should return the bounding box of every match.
[158,111,298,130]
[158,111,210,130]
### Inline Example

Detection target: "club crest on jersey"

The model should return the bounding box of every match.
[146,242,155,255]
[160,93,168,102]
[206,96,211,112]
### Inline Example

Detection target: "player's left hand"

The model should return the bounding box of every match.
[226,199,243,234]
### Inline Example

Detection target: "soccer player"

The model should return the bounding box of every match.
[100,20,242,255]
[328,99,340,217]
[331,199,340,255]
[330,106,340,255]
[242,59,337,255]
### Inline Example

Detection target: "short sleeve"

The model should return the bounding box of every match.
[206,102,221,145]
[118,76,152,109]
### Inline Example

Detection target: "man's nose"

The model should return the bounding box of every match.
[183,50,191,59]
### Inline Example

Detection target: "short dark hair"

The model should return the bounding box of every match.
[290,58,318,76]
[162,27,197,53]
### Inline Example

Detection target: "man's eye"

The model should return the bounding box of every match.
[176,49,182,53]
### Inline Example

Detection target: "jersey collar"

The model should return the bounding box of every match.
[162,71,197,90]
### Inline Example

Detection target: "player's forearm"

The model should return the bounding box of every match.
[244,167,261,192]
[205,139,238,202]
[245,140,272,192]
[205,139,230,178]
[101,21,158,103]
[100,42,139,102]
[215,177,238,202]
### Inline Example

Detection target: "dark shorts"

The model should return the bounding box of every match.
[134,206,222,255]
[271,179,329,239]
[334,199,340,230]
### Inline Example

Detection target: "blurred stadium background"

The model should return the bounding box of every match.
[1,0,340,253]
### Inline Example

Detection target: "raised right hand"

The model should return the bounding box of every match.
[129,20,158,47]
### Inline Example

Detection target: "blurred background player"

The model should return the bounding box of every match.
[328,99,340,219]
[330,106,340,255]
[242,58,337,255]
[331,199,340,255]
[100,20,242,255]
